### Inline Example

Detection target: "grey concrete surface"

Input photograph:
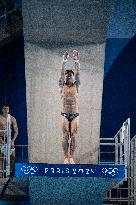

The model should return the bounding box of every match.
[22,0,112,163]
[24,43,105,163]
[22,0,112,45]
[29,177,120,205]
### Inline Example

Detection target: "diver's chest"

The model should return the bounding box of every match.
[63,85,77,95]
[0,116,12,128]
[0,117,7,128]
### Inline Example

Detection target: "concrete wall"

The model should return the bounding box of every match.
[22,0,112,45]
[22,0,112,163]
[25,43,105,163]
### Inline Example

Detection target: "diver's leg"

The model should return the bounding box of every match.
[69,116,79,164]
[61,115,70,164]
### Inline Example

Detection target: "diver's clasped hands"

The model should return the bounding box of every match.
[63,50,79,62]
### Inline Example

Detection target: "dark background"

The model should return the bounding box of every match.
[0,36,28,161]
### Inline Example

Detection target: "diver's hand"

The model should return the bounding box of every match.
[63,51,69,62]
[73,50,79,61]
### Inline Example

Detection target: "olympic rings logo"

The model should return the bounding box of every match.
[20,165,38,175]
[102,168,118,176]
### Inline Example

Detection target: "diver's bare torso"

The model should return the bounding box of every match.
[0,115,14,139]
[61,82,79,113]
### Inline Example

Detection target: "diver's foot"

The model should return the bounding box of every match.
[64,158,69,164]
[69,158,75,164]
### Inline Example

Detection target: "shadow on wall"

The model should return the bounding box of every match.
[100,34,136,138]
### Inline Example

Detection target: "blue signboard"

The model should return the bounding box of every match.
[15,163,125,178]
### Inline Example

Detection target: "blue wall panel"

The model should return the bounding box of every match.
[101,35,136,138]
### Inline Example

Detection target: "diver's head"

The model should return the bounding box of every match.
[65,70,75,85]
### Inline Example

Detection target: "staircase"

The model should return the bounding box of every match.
[100,119,135,205]
[103,179,129,204]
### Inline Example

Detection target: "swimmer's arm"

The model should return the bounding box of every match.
[73,50,80,92]
[59,51,69,93]
[11,117,18,147]
[59,61,66,87]
[75,61,80,79]
[59,62,66,94]
[75,61,80,93]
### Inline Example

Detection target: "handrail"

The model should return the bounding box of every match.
[99,118,130,172]
[0,143,29,178]
[100,138,114,140]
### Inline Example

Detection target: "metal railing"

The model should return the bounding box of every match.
[0,144,29,178]
[128,136,136,205]
[99,118,130,172]
[103,134,136,205]
[101,119,136,205]
[0,114,12,178]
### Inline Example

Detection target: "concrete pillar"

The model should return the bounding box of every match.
[22,0,112,164]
